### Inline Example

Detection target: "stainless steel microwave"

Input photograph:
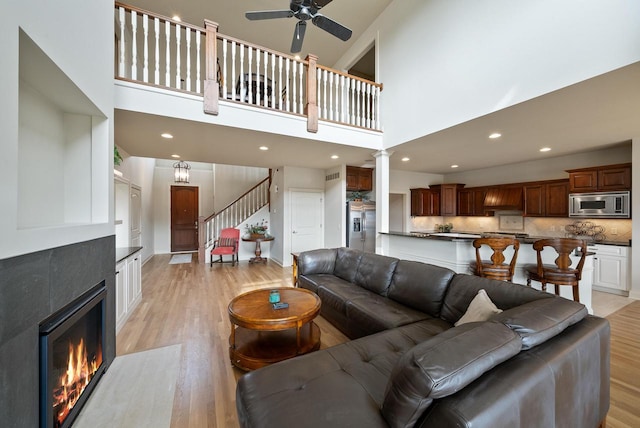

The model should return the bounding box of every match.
[569,191,630,218]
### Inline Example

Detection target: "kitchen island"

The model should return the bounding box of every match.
[381,232,595,313]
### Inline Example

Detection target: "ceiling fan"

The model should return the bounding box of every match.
[245,0,353,54]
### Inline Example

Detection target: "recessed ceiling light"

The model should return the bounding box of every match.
[540,147,551,152]
[171,154,180,158]
[259,146,269,151]
[161,133,173,139]
[401,157,410,162]
[331,155,339,159]
[489,133,502,139]
[172,15,181,22]
[451,164,459,168]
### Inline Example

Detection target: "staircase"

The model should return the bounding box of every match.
[198,174,271,263]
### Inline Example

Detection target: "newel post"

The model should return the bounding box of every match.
[305,54,319,133]
[204,20,219,115]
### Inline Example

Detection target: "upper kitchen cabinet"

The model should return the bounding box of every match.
[567,163,631,192]
[411,188,440,216]
[523,180,569,217]
[431,184,465,216]
[346,166,373,192]
[457,187,488,216]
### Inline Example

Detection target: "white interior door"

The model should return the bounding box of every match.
[291,190,324,254]
[130,185,142,247]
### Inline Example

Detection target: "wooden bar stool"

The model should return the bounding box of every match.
[471,237,520,282]
[524,238,587,302]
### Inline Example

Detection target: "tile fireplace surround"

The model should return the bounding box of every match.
[0,236,116,426]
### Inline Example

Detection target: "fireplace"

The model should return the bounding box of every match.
[39,281,107,428]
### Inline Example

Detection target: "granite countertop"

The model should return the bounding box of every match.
[116,246,143,263]
[382,231,631,247]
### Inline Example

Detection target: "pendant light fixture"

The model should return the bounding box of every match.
[173,160,191,183]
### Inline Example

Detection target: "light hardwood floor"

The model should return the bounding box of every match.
[117,254,640,428]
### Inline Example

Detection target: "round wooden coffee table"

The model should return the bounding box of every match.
[228,287,321,371]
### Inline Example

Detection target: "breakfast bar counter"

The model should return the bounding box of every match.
[380,231,595,313]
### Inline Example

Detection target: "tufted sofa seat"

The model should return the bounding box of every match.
[236,248,610,428]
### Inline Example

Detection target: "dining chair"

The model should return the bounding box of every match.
[523,238,587,302]
[210,228,240,266]
[470,236,520,282]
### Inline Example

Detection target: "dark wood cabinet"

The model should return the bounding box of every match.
[567,163,631,192]
[545,181,569,217]
[410,188,440,216]
[435,184,465,216]
[457,187,487,216]
[346,166,373,192]
[523,180,569,217]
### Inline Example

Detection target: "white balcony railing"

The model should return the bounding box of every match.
[114,2,382,132]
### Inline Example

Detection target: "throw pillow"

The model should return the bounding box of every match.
[454,289,502,326]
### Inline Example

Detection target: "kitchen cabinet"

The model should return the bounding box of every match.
[567,163,631,192]
[523,180,569,217]
[115,248,142,333]
[346,166,373,192]
[431,184,465,216]
[592,244,630,295]
[457,187,488,216]
[411,188,440,216]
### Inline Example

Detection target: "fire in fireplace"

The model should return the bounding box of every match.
[39,282,106,428]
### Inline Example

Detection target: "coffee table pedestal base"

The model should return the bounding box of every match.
[229,322,321,371]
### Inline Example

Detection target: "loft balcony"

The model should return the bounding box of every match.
[114,2,384,153]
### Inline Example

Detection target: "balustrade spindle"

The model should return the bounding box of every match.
[131,11,137,80]
[165,21,170,86]
[298,62,304,114]
[329,72,335,121]
[196,30,202,93]
[118,7,125,78]
[321,69,327,119]
[255,48,260,105]
[239,44,245,102]
[264,51,269,106]
[142,14,149,83]
[221,39,227,99]
[175,25,181,89]
[278,56,283,111]
[247,48,253,105]
[292,60,297,113]
[270,53,276,108]
[185,30,191,91]
[285,58,291,111]
[232,42,237,98]
[154,18,160,84]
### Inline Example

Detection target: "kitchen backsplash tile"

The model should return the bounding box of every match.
[411,216,631,243]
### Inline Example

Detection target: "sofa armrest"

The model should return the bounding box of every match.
[298,248,338,276]
[381,322,521,428]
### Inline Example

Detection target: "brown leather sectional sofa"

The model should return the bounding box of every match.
[236,247,610,428]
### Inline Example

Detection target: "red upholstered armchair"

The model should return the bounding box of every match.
[210,228,240,266]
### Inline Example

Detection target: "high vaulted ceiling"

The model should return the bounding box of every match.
[116,0,637,174]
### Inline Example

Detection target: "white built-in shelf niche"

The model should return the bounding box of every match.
[18,29,109,229]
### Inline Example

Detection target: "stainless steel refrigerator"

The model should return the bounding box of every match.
[346,201,376,253]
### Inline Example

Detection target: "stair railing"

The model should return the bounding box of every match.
[198,175,271,262]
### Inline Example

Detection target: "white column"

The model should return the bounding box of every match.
[373,149,393,255]
[630,138,640,300]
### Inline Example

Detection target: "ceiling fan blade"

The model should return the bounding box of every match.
[291,21,307,53]
[312,14,352,41]
[245,10,294,21]
[311,0,333,9]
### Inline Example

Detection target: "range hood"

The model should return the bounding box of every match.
[483,187,523,210]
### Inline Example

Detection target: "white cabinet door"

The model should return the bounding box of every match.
[592,245,629,292]
[127,252,141,305]
[115,260,128,329]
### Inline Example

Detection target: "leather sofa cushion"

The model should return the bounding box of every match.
[334,247,363,283]
[236,318,448,428]
[491,297,587,350]
[298,248,337,276]
[387,261,455,317]
[354,253,399,295]
[381,322,521,428]
[440,274,551,324]
[345,294,430,334]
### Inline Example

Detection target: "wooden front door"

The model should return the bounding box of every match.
[171,186,199,252]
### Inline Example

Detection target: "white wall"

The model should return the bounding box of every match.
[445,144,632,187]
[1,0,114,259]
[152,163,215,254]
[335,0,640,149]
[213,164,269,211]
